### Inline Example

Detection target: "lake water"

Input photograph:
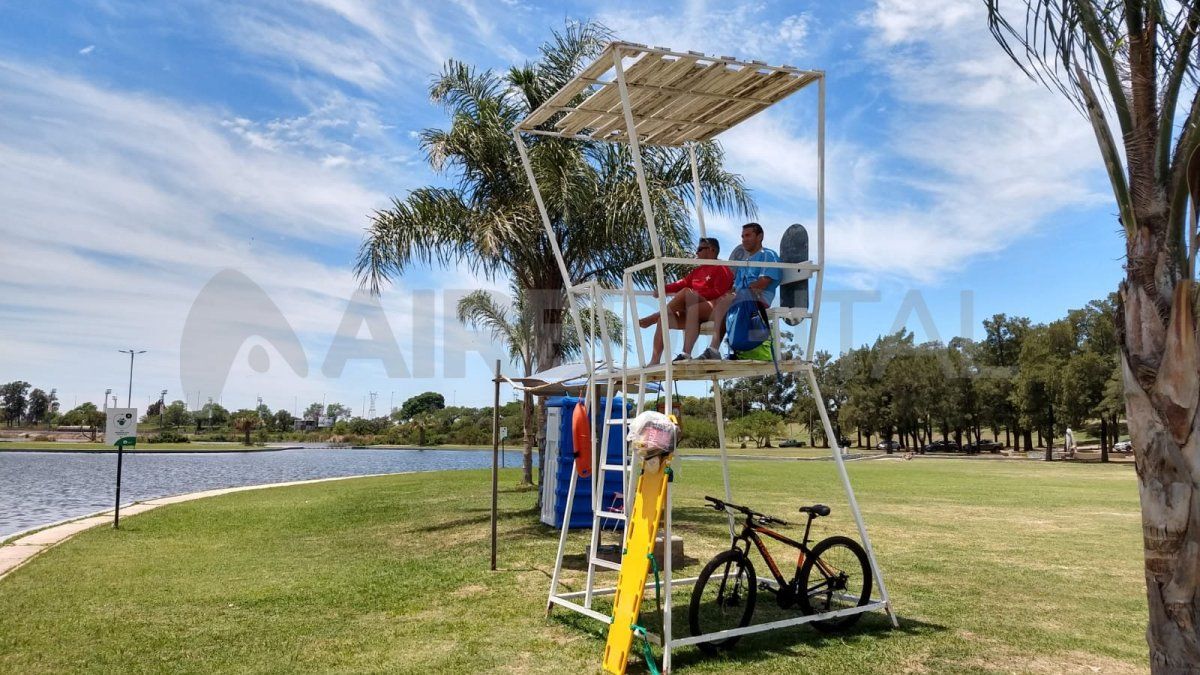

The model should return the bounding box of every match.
[0,447,535,538]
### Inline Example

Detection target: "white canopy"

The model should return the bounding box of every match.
[516,42,820,147]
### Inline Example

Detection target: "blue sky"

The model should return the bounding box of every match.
[0,0,1125,413]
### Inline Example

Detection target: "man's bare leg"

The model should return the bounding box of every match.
[705,292,735,352]
[648,308,687,365]
[681,300,714,355]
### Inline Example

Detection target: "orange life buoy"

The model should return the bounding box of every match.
[572,401,592,478]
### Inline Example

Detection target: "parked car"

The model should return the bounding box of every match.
[876,439,902,453]
[921,439,961,453]
[965,439,1003,454]
[1113,440,1133,453]
[778,439,805,448]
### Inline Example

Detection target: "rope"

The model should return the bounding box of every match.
[630,624,661,675]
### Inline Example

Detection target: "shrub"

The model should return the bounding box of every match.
[679,418,719,449]
[32,434,53,442]
[146,431,190,444]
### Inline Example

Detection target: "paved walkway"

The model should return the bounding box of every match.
[0,472,403,583]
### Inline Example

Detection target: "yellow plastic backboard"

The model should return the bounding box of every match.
[601,453,672,674]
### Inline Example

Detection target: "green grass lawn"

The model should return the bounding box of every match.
[0,458,1145,673]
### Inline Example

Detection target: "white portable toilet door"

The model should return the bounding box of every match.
[540,406,563,525]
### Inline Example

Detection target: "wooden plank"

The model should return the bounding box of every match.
[644,63,768,140]
[521,43,620,129]
[689,70,790,129]
[658,71,813,145]
[588,56,710,141]
[583,56,713,141]
[694,72,814,136]
[557,52,668,135]
[627,60,738,141]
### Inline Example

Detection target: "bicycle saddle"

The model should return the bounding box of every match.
[799,504,831,517]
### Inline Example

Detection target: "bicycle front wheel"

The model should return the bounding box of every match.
[688,549,757,654]
[797,535,872,633]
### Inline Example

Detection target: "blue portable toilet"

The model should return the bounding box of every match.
[540,395,629,529]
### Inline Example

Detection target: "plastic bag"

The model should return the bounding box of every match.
[626,410,678,459]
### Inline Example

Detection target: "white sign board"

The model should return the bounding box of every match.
[317,416,333,428]
[499,426,508,440]
[105,408,138,445]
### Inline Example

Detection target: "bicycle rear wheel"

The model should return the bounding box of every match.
[796,535,871,633]
[688,549,757,654]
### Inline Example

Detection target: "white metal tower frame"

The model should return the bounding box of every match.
[511,42,898,673]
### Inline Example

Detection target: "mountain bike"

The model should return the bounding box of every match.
[687,495,872,654]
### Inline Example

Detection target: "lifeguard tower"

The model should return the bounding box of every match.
[511,42,897,672]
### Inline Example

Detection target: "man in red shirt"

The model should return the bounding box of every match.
[639,237,733,365]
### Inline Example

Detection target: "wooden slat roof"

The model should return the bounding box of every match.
[516,42,820,147]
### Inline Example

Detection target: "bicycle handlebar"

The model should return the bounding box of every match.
[703,495,789,526]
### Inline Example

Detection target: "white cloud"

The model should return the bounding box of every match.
[0,60,507,409]
[78,45,95,55]
[216,0,524,91]
[599,2,813,63]
[637,1,1110,286]
[867,0,976,46]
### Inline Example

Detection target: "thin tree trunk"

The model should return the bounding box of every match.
[1100,417,1110,463]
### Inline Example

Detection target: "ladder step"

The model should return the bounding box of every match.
[597,510,627,521]
[590,557,622,571]
[606,418,628,425]
[601,463,631,472]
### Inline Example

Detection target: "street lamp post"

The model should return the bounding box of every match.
[103,388,112,414]
[118,349,146,407]
[159,389,167,426]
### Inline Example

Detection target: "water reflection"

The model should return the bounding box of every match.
[0,447,535,538]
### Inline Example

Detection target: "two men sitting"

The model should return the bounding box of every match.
[639,222,782,364]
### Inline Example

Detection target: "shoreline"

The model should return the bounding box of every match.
[0,445,296,454]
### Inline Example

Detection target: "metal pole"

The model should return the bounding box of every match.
[806,366,898,627]
[613,48,674,406]
[126,351,134,407]
[511,131,592,376]
[490,359,501,571]
[113,440,123,529]
[114,349,143,529]
[807,73,826,360]
[687,142,708,239]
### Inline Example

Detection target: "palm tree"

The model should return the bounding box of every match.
[231,411,260,446]
[356,20,754,374]
[986,2,1199,668]
[457,285,622,486]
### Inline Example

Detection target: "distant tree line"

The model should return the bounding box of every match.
[0,381,58,428]
[686,295,1125,461]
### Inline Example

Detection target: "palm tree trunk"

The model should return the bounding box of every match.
[1122,277,1200,670]
[522,390,534,486]
[530,286,566,371]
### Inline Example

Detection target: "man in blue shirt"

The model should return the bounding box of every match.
[698,222,782,359]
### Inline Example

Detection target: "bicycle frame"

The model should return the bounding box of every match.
[729,515,814,592]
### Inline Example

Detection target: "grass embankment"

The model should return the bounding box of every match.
[0,459,1144,673]
[0,441,281,453]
